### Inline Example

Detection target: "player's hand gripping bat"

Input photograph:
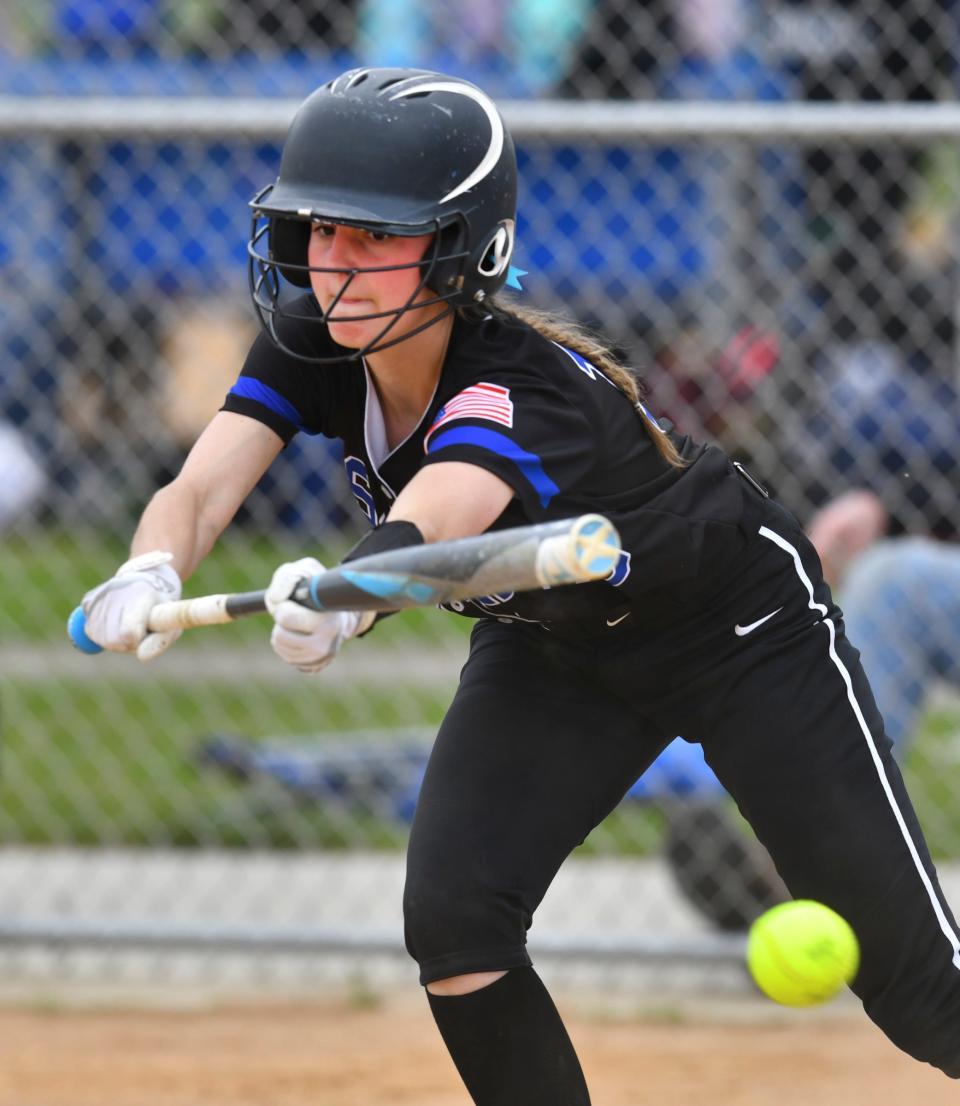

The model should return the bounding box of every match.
[68,514,622,654]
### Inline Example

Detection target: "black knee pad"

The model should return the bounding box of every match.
[403,876,532,984]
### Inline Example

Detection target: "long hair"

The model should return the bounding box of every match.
[488,298,687,468]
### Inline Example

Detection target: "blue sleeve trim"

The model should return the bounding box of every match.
[229,377,304,431]
[426,426,560,508]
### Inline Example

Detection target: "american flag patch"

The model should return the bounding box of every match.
[424,383,514,449]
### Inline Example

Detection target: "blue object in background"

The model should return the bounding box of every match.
[0,31,797,306]
[0,33,802,533]
[624,738,725,801]
[56,0,161,52]
[198,732,725,825]
[4,132,726,321]
[519,144,712,309]
[662,45,790,103]
[85,139,284,297]
[248,433,353,532]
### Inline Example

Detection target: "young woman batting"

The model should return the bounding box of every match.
[80,69,960,1102]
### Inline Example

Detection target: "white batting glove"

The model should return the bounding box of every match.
[80,551,183,662]
[265,557,374,674]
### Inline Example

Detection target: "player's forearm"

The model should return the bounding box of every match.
[129,480,222,582]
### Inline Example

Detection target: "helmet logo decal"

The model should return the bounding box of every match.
[390,80,504,205]
[478,220,515,277]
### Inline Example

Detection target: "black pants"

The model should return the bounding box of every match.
[404,500,960,1076]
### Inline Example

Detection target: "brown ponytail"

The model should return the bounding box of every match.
[487,298,688,469]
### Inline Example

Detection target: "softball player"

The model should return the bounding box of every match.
[80,69,960,1102]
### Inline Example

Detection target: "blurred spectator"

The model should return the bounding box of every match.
[772,0,958,381]
[554,0,795,453]
[557,0,781,99]
[355,0,444,69]
[676,0,750,63]
[55,300,162,447]
[808,489,960,754]
[774,3,960,538]
[45,0,361,60]
[556,0,675,98]
[771,0,955,103]
[219,0,359,55]
[357,0,590,93]
[508,0,594,91]
[46,299,175,521]
[839,538,960,753]
[784,334,960,539]
[160,301,254,451]
[0,421,46,531]
[644,315,780,457]
[804,487,888,588]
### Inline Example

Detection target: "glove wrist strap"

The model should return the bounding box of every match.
[118,550,176,575]
[116,551,182,598]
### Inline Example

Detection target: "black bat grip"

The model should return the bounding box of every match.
[222,589,269,618]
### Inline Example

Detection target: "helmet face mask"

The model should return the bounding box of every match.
[247,197,473,358]
[247,68,518,363]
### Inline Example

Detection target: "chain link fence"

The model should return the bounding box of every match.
[1,0,959,989]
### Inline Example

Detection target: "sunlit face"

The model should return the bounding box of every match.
[307,222,440,349]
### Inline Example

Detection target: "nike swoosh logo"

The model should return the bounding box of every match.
[734,607,783,636]
[606,612,631,628]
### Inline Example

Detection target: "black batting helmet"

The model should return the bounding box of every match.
[248,67,518,361]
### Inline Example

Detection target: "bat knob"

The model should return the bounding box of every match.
[535,514,623,587]
[571,514,621,579]
[67,606,104,654]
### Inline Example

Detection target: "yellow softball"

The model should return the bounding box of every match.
[746,900,860,1007]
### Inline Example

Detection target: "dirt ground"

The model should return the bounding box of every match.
[0,992,954,1106]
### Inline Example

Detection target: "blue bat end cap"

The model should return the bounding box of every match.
[68,606,103,654]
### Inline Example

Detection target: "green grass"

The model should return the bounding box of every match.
[0,675,451,848]
[4,668,955,856]
[900,703,960,858]
[2,528,959,857]
[0,526,466,848]
[0,668,669,853]
[0,528,469,646]
[0,529,299,642]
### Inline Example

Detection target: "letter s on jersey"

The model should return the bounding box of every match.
[344,455,381,525]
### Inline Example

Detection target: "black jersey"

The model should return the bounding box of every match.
[222,296,766,631]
